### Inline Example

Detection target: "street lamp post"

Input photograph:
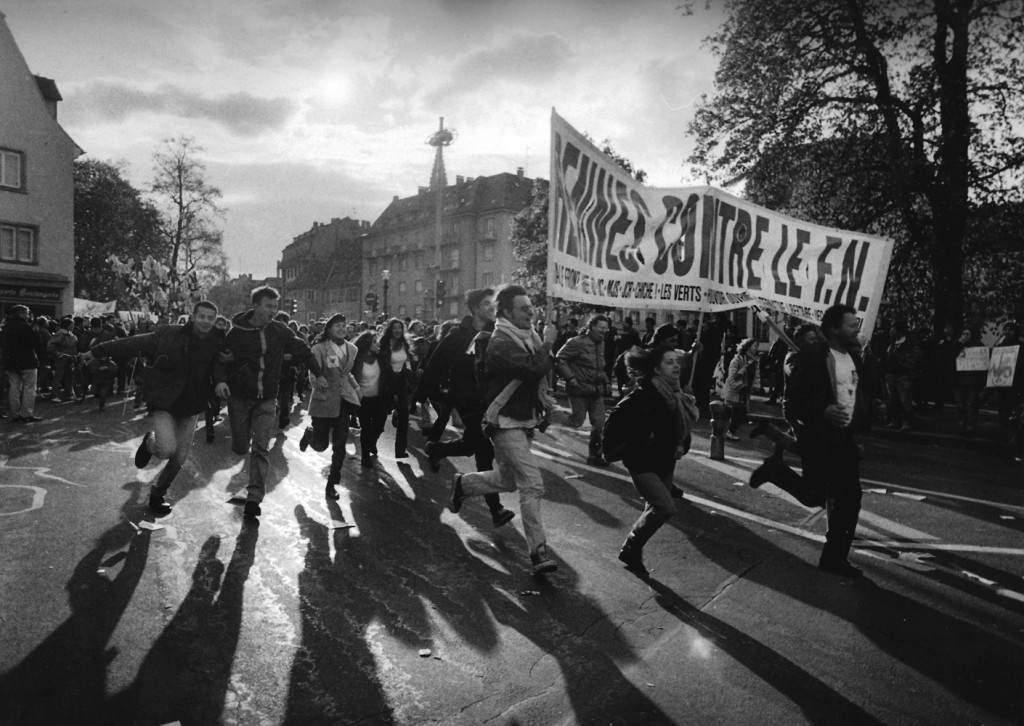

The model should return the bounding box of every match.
[382,269,390,318]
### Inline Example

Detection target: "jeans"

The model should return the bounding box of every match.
[568,394,606,457]
[389,375,409,455]
[625,469,677,547]
[7,368,37,417]
[460,428,547,552]
[952,380,982,431]
[310,402,354,483]
[149,411,200,497]
[884,374,914,427]
[227,397,278,503]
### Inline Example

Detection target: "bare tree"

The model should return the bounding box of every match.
[150,136,227,285]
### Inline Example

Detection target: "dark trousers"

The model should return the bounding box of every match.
[434,408,503,514]
[310,404,353,484]
[625,468,677,547]
[426,398,453,443]
[278,371,296,425]
[804,428,861,565]
[389,377,409,456]
[357,395,386,459]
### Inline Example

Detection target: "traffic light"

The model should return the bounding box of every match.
[435,279,446,308]
[283,298,297,316]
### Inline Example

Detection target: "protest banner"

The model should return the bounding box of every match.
[956,346,991,372]
[547,110,894,337]
[986,345,1019,388]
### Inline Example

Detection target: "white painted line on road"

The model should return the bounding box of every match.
[533,446,1024,558]
[0,485,47,516]
[0,462,86,488]
[858,510,939,541]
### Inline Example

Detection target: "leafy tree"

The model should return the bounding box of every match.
[73,160,164,301]
[150,136,228,289]
[511,139,646,309]
[688,0,1024,332]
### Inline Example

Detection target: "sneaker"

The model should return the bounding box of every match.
[448,473,465,513]
[818,559,863,578]
[586,455,609,467]
[617,543,648,576]
[725,432,740,441]
[669,484,685,499]
[22,415,42,423]
[491,508,515,527]
[243,501,262,520]
[325,484,340,501]
[899,423,911,432]
[360,456,373,468]
[395,450,409,459]
[530,544,558,576]
[135,432,154,468]
[299,426,312,452]
[147,494,173,517]
[425,441,442,473]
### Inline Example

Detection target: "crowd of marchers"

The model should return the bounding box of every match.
[2,289,1021,580]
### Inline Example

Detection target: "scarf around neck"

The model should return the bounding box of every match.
[495,317,541,352]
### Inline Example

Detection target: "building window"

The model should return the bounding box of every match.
[369,259,377,276]
[482,243,495,261]
[346,288,358,302]
[415,304,424,318]
[0,224,36,264]
[398,305,407,316]
[306,290,315,301]
[449,301,459,316]
[0,149,24,190]
[450,247,460,268]
[414,279,423,293]
[401,254,410,271]
[484,217,495,238]
[482,271,494,287]
[399,281,407,294]
[414,252,422,269]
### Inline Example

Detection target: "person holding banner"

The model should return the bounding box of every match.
[951,327,987,435]
[993,322,1022,436]
[786,303,872,578]
[722,338,759,440]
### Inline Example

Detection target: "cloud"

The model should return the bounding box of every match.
[426,33,573,105]
[68,82,297,136]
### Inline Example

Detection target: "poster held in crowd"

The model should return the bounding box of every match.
[987,345,1019,387]
[956,346,991,372]
[547,110,894,338]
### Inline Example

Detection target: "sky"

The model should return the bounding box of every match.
[4,0,726,278]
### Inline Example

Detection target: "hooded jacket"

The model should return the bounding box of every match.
[0,315,44,370]
[216,310,320,400]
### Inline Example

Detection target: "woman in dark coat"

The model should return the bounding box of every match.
[377,318,416,458]
[352,331,386,467]
[615,344,698,576]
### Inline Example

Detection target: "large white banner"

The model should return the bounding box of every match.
[547,110,894,337]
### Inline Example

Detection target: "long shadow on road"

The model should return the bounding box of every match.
[281,455,677,725]
[0,483,152,725]
[672,499,1024,723]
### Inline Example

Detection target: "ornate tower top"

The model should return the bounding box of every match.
[425,116,456,191]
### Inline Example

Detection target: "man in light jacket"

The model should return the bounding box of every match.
[555,314,611,466]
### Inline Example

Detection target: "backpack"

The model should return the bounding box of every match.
[601,388,641,462]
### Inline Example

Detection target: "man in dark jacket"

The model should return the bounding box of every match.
[84,301,225,515]
[786,303,872,578]
[448,284,559,576]
[1,305,45,422]
[214,286,323,520]
[556,314,611,466]
[419,288,514,527]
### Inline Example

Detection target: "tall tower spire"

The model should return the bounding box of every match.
[425,117,456,313]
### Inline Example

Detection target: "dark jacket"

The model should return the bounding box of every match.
[785,342,871,435]
[1,316,44,370]
[556,332,607,397]
[481,324,551,422]
[92,322,224,414]
[216,311,320,400]
[417,318,487,415]
[615,380,683,475]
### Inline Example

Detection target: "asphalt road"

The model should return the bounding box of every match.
[1,393,1021,725]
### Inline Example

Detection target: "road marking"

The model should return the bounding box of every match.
[0,461,86,488]
[532,445,1024,557]
[858,510,938,541]
[0,485,47,516]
